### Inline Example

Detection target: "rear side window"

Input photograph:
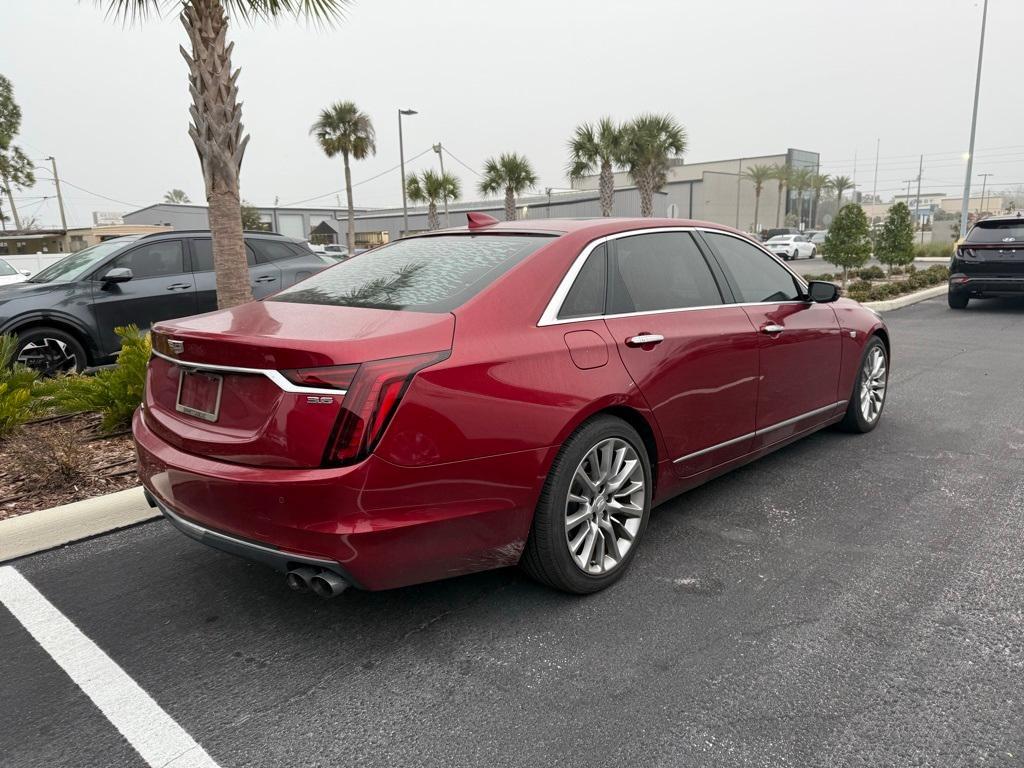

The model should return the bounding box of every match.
[559,244,607,319]
[269,234,553,312]
[967,220,1024,243]
[106,241,185,279]
[251,240,300,264]
[190,239,258,271]
[609,232,723,313]
[704,232,802,303]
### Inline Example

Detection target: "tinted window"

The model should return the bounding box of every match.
[704,232,802,303]
[967,219,1024,243]
[29,240,136,283]
[190,239,257,271]
[269,234,553,312]
[251,240,300,264]
[106,241,185,279]
[559,243,607,319]
[609,233,723,314]
[0,259,16,277]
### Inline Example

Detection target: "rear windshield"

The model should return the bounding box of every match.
[967,219,1024,243]
[269,234,553,312]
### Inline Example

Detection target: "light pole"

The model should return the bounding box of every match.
[398,108,417,236]
[978,172,993,215]
[960,0,989,238]
[433,142,450,227]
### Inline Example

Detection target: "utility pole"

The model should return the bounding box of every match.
[433,143,450,228]
[398,108,417,236]
[978,172,993,215]
[47,156,68,250]
[851,149,858,205]
[915,155,924,244]
[872,138,880,202]
[960,0,989,238]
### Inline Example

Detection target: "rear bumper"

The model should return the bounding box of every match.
[133,407,545,590]
[950,274,1024,296]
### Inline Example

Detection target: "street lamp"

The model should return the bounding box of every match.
[433,142,450,228]
[398,108,417,236]
[960,0,989,238]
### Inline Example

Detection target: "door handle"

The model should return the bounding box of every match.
[166,283,192,290]
[254,275,277,283]
[626,333,664,347]
[761,324,784,334]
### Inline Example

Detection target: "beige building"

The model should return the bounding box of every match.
[65,224,171,252]
[939,195,1008,215]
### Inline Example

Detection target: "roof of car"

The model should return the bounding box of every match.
[431,217,751,239]
[138,229,297,241]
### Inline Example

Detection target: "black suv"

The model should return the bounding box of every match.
[0,230,328,373]
[949,214,1024,309]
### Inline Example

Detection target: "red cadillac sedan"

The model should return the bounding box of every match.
[134,216,889,596]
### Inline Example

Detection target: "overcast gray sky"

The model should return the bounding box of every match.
[2,0,1022,227]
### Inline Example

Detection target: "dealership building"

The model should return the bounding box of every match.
[123,148,819,245]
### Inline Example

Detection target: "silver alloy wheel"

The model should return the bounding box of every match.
[564,437,645,575]
[17,337,78,375]
[860,346,887,423]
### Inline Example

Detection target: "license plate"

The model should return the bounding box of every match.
[175,369,223,422]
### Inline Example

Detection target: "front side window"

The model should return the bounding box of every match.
[0,259,17,277]
[269,234,553,312]
[704,232,802,303]
[559,243,607,319]
[29,239,136,283]
[106,241,185,279]
[609,232,723,314]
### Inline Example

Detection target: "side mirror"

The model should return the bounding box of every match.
[19,270,31,277]
[102,267,134,284]
[807,280,839,303]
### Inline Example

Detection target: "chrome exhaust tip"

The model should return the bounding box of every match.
[309,570,349,599]
[285,566,318,593]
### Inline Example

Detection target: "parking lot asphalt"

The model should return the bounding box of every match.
[3,296,1024,768]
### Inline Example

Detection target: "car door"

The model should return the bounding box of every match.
[188,238,282,306]
[249,238,322,289]
[600,231,761,478]
[700,231,842,450]
[90,239,196,355]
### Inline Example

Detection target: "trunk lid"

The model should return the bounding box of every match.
[144,301,454,468]
[957,243,1024,276]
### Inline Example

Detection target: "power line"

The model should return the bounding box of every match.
[279,148,433,207]
[443,147,481,177]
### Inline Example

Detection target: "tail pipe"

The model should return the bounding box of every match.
[286,566,349,598]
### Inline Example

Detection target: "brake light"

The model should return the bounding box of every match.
[281,364,359,391]
[323,350,450,465]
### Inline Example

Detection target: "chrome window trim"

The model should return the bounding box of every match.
[672,400,847,464]
[151,350,345,397]
[537,226,810,327]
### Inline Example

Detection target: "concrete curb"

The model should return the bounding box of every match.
[863,285,946,312]
[0,486,159,562]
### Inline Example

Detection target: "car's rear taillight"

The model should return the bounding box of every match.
[281,364,359,391]
[323,350,450,466]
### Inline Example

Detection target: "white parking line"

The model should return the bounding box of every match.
[0,566,220,768]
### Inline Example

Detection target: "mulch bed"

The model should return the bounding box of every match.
[0,413,138,520]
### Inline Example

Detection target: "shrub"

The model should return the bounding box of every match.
[849,279,873,292]
[4,422,89,490]
[45,326,150,433]
[855,266,885,280]
[0,334,40,439]
[914,241,954,260]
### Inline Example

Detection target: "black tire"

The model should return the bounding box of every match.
[947,289,969,309]
[810,247,817,258]
[838,336,887,434]
[14,326,88,376]
[521,415,653,594]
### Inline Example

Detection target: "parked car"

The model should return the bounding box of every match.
[0,257,30,287]
[0,230,328,374]
[949,213,1024,309]
[765,234,817,260]
[761,227,799,241]
[135,215,889,596]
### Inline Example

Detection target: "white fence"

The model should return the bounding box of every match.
[3,253,70,277]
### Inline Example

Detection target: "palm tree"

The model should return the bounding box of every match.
[771,163,791,227]
[479,153,537,221]
[567,117,624,217]
[790,167,813,229]
[621,114,687,217]
[102,1,350,309]
[164,189,191,204]
[406,170,461,230]
[741,164,775,234]
[832,175,853,210]
[310,101,376,253]
[809,173,831,227]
